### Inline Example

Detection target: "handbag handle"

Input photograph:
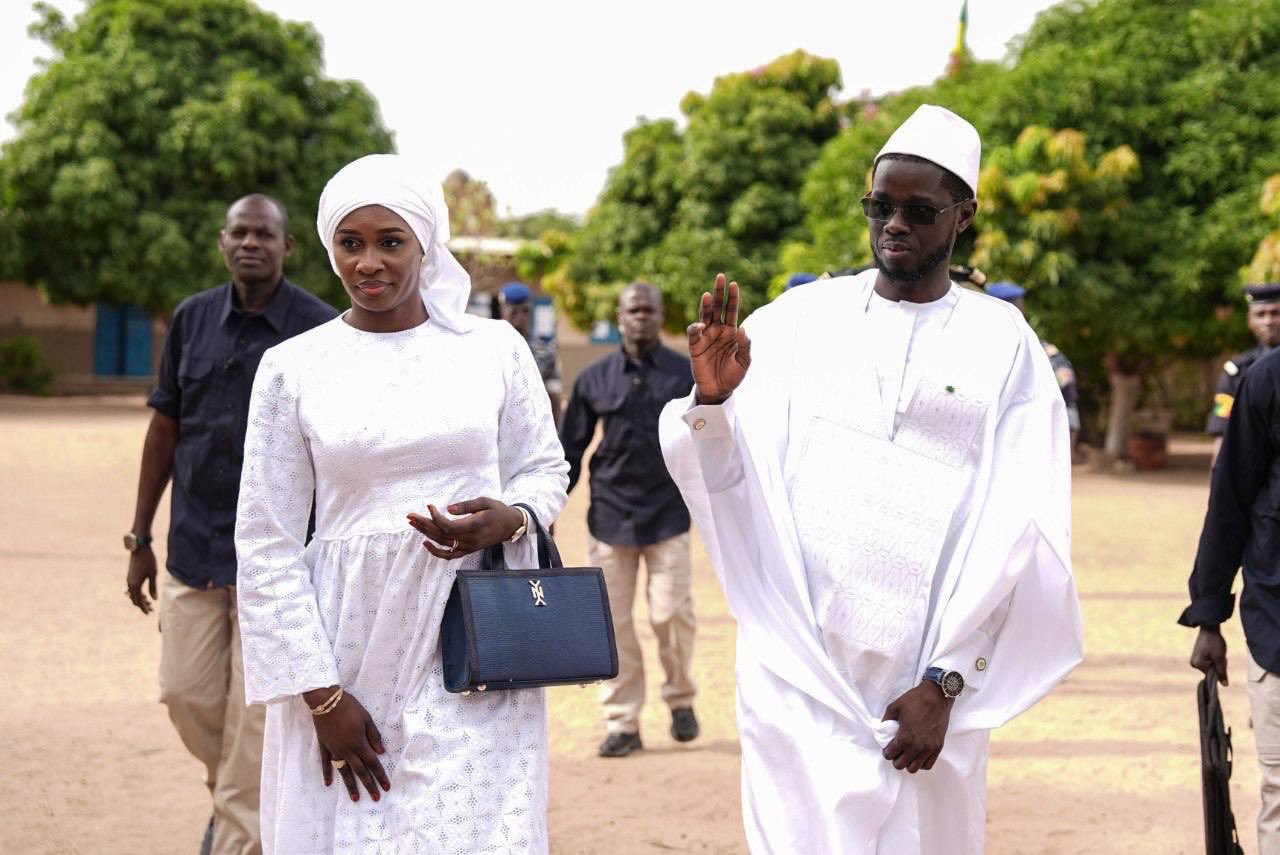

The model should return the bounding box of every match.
[478,503,563,571]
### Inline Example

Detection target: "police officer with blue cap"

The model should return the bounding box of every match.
[1207,283,1280,464]
[500,281,563,425]
[986,281,1081,446]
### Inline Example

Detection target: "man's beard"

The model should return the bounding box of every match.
[871,236,954,284]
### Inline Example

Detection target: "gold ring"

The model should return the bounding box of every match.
[331,759,347,769]
[450,539,459,551]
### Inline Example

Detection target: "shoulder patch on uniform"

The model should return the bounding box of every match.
[1224,360,1239,376]
[1043,343,1060,357]
[1214,393,1234,419]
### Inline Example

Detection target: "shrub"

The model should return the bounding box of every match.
[0,334,55,395]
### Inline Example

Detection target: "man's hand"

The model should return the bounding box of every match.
[1190,625,1229,685]
[689,274,751,405]
[881,681,955,774]
[407,498,525,560]
[305,687,390,802]
[126,548,159,614]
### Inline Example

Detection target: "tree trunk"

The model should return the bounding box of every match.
[1104,369,1142,460]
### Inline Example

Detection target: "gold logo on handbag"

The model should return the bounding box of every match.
[529,579,547,607]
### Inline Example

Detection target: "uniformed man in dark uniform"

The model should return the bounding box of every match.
[1207,283,1280,464]
[1183,343,1280,852]
[986,281,1081,446]
[499,280,563,426]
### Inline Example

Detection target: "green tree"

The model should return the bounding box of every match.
[970,127,1143,454]
[562,51,842,330]
[554,118,683,329]
[496,209,580,240]
[978,0,1280,454]
[443,169,497,237]
[0,0,394,311]
[1244,174,1280,283]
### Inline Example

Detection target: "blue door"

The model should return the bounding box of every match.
[94,304,152,376]
[122,306,152,376]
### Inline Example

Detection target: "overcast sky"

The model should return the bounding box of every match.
[0,0,1061,217]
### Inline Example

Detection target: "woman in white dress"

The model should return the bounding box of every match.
[235,154,569,854]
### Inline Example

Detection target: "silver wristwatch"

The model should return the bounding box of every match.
[923,667,965,699]
[123,532,153,552]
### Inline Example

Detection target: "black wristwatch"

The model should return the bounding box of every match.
[923,667,965,699]
[123,532,153,552]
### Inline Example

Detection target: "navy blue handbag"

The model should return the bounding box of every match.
[441,506,619,693]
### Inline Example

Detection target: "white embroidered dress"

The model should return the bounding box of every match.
[235,313,569,855]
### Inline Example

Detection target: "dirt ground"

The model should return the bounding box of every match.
[0,394,1258,854]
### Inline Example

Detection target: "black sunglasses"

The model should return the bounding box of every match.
[860,195,966,226]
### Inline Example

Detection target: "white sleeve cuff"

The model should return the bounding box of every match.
[682,395,744,493]
[683,394,737,438]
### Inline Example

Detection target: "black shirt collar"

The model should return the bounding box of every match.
[219,278,294,332]
[620,344,662,372]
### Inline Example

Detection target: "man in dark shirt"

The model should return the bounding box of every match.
[1183,345,1280,852]
[560,281,698,758]
[123,194,335,855]
[1207,283,1280,465]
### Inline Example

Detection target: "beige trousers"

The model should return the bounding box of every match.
[159,571,265,855]
[1249,652,1280,855]
[589,532,697,734]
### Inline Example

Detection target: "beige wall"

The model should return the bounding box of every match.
[0,281,165,387]
[0,281,97,376]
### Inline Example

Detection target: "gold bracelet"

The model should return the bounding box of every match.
[309,686,344,716]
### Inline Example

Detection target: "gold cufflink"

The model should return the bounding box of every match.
[975,658,987,671]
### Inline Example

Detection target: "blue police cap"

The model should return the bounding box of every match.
[499,282,531,304]
[985,281,1026,302]
[786,272,819,290]
[1245,283,1280,304]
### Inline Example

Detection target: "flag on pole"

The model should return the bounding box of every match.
[953,0,969,56]
[947,0,970,76]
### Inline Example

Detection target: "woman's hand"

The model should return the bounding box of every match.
[407,498,524,560]
[304,687,390,801]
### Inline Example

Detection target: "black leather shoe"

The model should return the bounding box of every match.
[598,731,643,757]
[670,707,699,743]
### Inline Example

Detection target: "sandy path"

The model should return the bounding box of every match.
[0,395,1255,853]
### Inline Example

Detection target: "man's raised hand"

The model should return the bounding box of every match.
[689,274,751,405]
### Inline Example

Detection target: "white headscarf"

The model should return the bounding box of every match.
[316,154,475,334]
[875,104,982,197]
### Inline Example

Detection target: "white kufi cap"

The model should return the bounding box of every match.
[875,104,981,197]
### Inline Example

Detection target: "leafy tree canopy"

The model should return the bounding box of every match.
[443,168,497,237]
[1,0,394,310]
[971,127,1141,372]
[988,0,1280,363]
[1245,174,1280,283]
[496,209,580,241]
[558,50,842,330]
